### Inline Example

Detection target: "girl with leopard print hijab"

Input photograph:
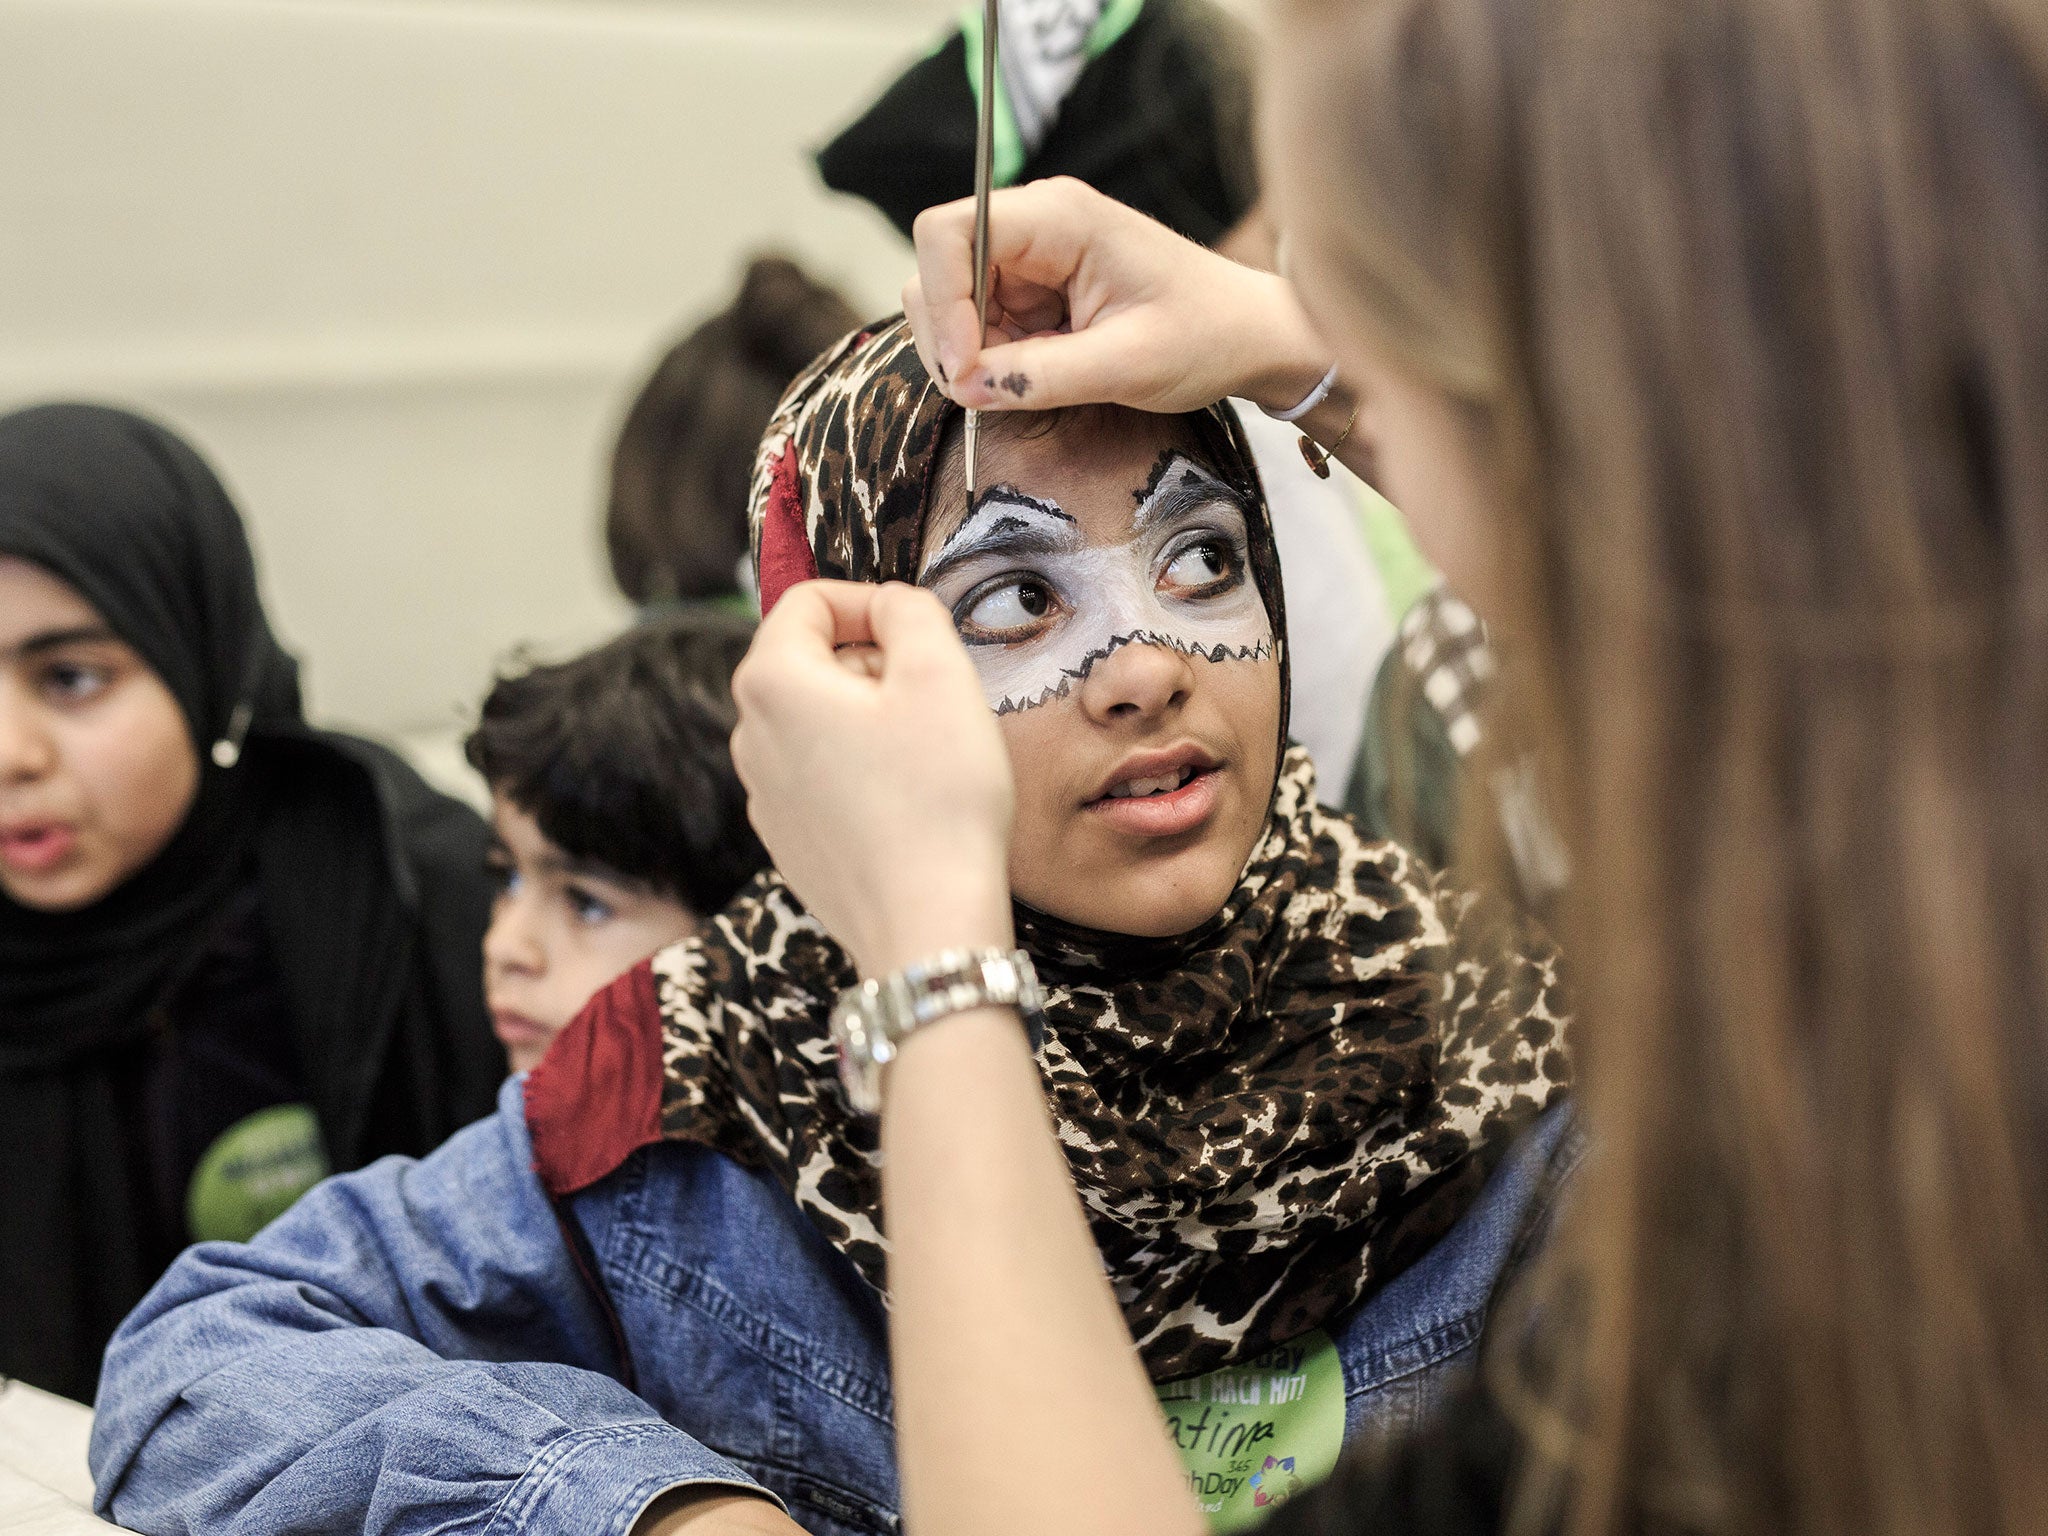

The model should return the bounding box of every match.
[527,317,1570,1383]
[87,317,1574,1536]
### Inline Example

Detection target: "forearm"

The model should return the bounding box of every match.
[635,1491,803,1535]
[1222,271,1376,485]
[1293,383,1376,484]
[96,1254,758,1536]
[92,1091,766,1536]
[726,579,1201,1534]
[882,986,1199,1536]
[1226,268,1339,418]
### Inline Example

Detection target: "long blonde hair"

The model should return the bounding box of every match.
[1273,0,2048,1531]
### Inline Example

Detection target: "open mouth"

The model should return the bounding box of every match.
[0,822,77,874]
[1104,765,1200,800]
[1085,758,1223,838]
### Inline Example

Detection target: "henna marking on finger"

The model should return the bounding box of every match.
[999,372,1032,398]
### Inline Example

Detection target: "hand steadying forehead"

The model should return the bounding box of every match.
[919,446,1274,714]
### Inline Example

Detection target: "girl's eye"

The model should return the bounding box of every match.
[39,661,111,704]
[956,577,1062,644]
[567,886,616,926]
[1160,537,1244,599]
[485,859,519,898]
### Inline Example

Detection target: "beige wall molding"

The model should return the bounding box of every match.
[0,326,659,400]
[0,0,951,743]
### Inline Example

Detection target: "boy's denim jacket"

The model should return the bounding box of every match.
[90,1074,1577,1536]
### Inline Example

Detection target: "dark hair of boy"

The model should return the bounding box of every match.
[607,255,860,605]
[465,612,770,920]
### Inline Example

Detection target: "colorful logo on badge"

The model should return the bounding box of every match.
[1249,1455,1300,1508]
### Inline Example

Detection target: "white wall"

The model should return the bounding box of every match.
[0,0,953,773]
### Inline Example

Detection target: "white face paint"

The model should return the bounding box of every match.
[918,452,1276,714]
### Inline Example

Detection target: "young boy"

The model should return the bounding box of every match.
[465,611,768,1072]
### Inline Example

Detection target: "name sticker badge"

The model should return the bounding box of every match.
[185,1102,331,1244]
[1154,1328,1345,1531]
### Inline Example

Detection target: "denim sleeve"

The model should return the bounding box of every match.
[89,1077,772,1536]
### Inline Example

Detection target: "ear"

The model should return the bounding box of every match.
[756,441,818,615]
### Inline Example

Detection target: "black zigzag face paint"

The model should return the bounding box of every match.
[918,452,1275,714]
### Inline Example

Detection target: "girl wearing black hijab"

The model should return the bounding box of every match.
[0,403,505,1403]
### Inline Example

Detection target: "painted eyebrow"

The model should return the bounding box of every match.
[934,485,1074,552]
[1132,453,1244,529]
[921,487,1080,583]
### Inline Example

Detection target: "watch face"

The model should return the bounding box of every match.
[832,998,881,1114]
[831,954,1042,1114]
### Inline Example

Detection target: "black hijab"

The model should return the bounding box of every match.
[0,404,502,1401]
[0,404,302,1069]
[817,0,1257,248]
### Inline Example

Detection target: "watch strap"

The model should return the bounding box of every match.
[832,947,1045,1113]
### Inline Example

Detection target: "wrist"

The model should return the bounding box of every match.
[832,942,1041,1114]
[861,875,1014,980]
[634,1489,787,1534]
[1231,270,1336,416]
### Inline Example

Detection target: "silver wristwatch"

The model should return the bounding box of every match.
[830,947,1045,1114]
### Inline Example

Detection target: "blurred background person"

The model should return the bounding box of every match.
[818,0,1259,251]
[0,403,502,1405]
[606,256,858,617]
[1348,584,1571,915]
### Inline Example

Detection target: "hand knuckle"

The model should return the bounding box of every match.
[730,658,770,713]
[1048,175,1094,211]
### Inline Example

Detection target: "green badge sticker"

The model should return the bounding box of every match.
[1155,1330,1345,1532]
[185,1103,331,1243]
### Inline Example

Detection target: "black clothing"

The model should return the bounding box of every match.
[136,872,302,1259]
[1264,1380,1520,1535]
[0,403,504,1403]
[0,405,296,1075]
[816,0,1257,248]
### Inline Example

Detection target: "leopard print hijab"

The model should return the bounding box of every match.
[649,318,1568,1379]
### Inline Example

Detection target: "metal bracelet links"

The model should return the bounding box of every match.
[830,947,1045,1114]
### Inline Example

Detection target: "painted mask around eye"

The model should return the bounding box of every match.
[917,452,1276,715]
